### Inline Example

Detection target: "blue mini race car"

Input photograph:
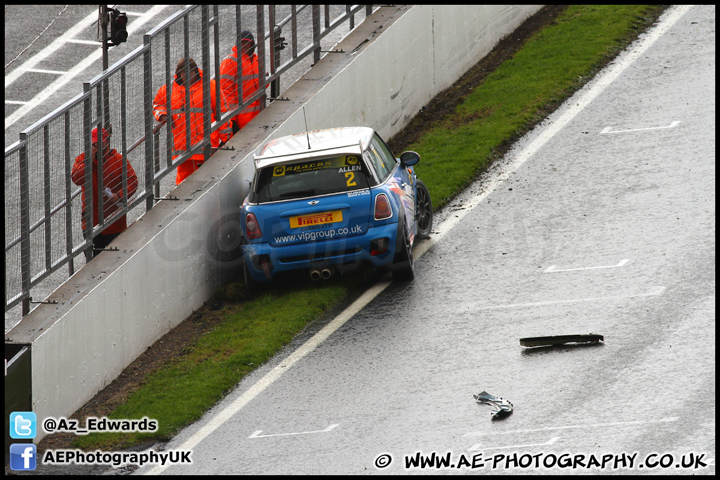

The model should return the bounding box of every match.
[240,127,433,286]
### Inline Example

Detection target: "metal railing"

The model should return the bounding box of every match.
[5,5,375,318]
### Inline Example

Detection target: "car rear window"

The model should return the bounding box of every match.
[254,155,371,203]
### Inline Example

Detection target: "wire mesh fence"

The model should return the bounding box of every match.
[5,5,375,322]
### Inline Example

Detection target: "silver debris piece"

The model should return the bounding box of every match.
[474,391,513,420]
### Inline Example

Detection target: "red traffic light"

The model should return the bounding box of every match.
[110,9,128,46]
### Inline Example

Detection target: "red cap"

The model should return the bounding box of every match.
[91,128,109,143]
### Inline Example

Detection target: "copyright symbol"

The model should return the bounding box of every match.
[43,418,57,433]
[374,453,392,469]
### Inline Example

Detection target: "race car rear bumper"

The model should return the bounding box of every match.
[242,222,399,282]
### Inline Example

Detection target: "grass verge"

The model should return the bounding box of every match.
[72,4,669,450]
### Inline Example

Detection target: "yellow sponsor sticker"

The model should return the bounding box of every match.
[290,210,343,229]
[273,165,286,176]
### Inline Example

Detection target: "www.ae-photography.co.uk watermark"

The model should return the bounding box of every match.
[373,450,710,472]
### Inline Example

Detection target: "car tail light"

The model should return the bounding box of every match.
[374,193,392,220]
[245,212,262,239]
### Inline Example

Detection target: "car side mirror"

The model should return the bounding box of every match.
[400,151,420,166]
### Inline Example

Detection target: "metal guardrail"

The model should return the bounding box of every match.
[5,5,374,317]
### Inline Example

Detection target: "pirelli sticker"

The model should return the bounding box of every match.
[289,210,343,229]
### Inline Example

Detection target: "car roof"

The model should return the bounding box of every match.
[254,126,375,169]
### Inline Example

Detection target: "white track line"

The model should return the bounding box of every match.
[144,5,693,475]
[473,286,665,310]
[469,437,560,451]
[464,417,679,437]
[65,39,103,45]
[5,5,170,130]
[600,120,680,134]
[25,68,68,75]
[247,423,339,439]
[544,259,629,273]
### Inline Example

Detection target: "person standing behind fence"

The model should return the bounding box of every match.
[71,127,138,258]
[219,30,262,135]
[153,57,232,185]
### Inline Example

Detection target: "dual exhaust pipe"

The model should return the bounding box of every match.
[310,267,334,281]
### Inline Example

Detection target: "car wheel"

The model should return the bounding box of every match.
[415,180,433,239]
[392,225,415,281]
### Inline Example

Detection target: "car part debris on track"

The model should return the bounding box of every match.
[474,391,513,420]
[520,333,604,348]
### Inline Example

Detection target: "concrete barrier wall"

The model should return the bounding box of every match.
[5,5,542,442]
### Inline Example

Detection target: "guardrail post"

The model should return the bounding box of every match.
[154,130,160,200]
[201,6,211,162]
[211,6,222,126]
[234,6,243,119]
[42,125,52,272]
[256,6,267,112]
[164,28,172,170]
[143,34,155,212]
[82,83,94,262]
[291,6,298,58]
[120,66,129,210]
[18,134,31,316]
[312,5,321,65]
[95,83,105,229]
[269,5,278,99]
[183,15,191,159]
[64,111,74,276]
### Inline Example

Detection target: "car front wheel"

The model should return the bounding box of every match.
[415,179,433,238]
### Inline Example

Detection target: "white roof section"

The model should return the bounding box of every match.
[254,126,375,169]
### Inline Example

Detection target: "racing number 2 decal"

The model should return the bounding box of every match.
[345,155,359,187]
